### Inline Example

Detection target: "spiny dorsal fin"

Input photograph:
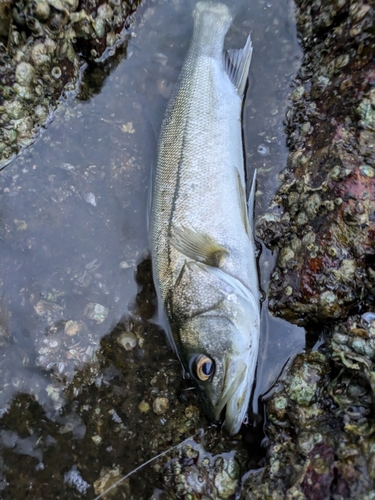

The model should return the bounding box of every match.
[224,35,253,97]
[169,226,228,267]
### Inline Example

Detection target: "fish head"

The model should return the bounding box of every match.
[180,299,259,435]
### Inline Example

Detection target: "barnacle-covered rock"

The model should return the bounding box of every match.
[257,0,375,325]
[247,1,375,498]
[0,0,13,38]
[0,0,141,166]
[242,347,375,499]
[163,442,240,500]
[331,312,375,393]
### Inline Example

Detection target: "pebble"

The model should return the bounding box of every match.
[359,164,375,178]
[84,303,109,324]
[94,466,123,496]
[91,435,102,445]
[138,401,150,413]
[185,405,199,419]
[117,331,137,351]
[121,122,135,133]
[64,320,85,337]
[119,261,131,269]
[36,1,50,20]
[14,219,27,230]
[153,397,169,415]
[31,43,50,66]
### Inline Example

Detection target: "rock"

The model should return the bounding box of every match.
[94,466,126,498]
[163,443,240,500]
[258,0,375,325]
[242,343,375,498]
[84,302,109,323]
[64,320,86,337]
[0,0,142,167]
[246,1,375,498]
[153,397,169,415]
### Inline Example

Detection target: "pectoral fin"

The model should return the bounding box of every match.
[169,226,228,267]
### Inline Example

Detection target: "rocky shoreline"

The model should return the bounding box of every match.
[249,0,375,497]
[0,0,140,167]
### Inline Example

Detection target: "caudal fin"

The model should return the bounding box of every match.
[193,0,244,18]
[192,1,233,53]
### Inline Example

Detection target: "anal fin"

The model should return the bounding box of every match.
[169,226,228,267]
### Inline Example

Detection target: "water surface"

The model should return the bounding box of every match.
[0,0,303,497]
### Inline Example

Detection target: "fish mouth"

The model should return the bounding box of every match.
[213,357,251,436]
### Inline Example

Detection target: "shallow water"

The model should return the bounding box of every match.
[0,0,303,497]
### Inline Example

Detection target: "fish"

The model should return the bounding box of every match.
[149,0,260,436]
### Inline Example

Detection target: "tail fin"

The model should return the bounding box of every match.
[192,1,252,97]
[192,0,244,19]
[192,1,233,54]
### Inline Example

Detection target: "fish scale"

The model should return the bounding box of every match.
[150,1,260,435]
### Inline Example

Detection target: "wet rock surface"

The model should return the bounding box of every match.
[249,1,375,498]
[242,322,375,499]
[160,441,242,500]
[257,0,375,325]
[0,0,140,167]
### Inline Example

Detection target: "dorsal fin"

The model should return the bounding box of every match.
[224,35,253,97]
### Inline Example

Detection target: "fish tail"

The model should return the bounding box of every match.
[192,1,233,55]
[194,0,244,20]
[191,2,252,97]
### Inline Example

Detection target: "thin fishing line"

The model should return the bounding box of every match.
[92,430,205,500]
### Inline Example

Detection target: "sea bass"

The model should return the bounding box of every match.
[149,1,260,435]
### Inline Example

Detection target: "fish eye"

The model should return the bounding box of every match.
[193,354,215,381]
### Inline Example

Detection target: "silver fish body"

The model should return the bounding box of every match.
[149,1,260,435]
